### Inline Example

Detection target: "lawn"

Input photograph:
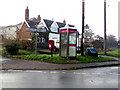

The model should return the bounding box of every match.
[99,49,120,58]
[12,54,117,64]
[18,49,35,55]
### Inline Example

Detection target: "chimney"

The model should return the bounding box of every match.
[25,6,29,21]
[63,19,66,25]
[37,15,41,22]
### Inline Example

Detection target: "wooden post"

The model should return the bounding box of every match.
[51,49,53,57]
[104,0,107,55]
[81,0,85,56]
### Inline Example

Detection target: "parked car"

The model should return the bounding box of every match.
[85,48,98,57]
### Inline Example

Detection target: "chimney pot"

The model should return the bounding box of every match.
[37,15,41,22]
[25,6,29,21]
[63,19,66,24]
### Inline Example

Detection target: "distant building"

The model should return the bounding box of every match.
[0,23,22,40]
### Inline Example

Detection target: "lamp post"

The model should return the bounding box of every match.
[81,0,85,56]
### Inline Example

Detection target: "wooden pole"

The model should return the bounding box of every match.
[104,0,107,55]
[81,0,85,56]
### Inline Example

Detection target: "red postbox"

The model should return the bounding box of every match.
[49,40,55,49]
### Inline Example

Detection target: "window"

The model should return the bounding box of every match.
[38,37,45,43]
[41,37,45,43]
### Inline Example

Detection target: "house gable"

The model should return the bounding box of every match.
[43,19,53,32]
[50,21,59,33]
[37,19,49,32]
[19,21,32,39]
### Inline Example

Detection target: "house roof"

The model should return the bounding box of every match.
[16,22,23,30]
[43,19,53,31]
[27,18,40,28]
[43,19,74,33]
[57,22,65,28]
[22,17,75,33]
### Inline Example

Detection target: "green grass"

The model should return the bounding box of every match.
[18,50,35,55]
[99,49,120,58]
[12,54,117,64]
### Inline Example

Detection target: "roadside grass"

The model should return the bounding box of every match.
[18,49,35,55]
[99,49,120,58]
[12,54,117,64]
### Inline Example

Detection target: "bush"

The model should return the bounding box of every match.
[18,40,35,50]
[5,42,19,55]
[1,48,9,57]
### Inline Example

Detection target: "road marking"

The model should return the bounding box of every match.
[62,72,66,74]
[50,71,59,74]
[73,72,88,75]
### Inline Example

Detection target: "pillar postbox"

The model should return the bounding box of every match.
[49,40,55,49]
[59,27,77,58]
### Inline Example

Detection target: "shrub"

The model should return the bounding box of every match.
[1,48,9,57]
[5,42,19,55]
[18,40,35,50]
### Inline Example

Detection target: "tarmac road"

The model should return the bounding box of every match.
[1,66,119,88]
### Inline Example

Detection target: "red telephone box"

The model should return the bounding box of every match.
[59,27,77,58]
[49,40,55,49]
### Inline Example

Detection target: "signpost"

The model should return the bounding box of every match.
[27,27,47,55]
[26,27,38,55]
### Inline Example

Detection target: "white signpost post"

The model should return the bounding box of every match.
[27,27,38,55]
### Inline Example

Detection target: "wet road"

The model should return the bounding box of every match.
[0,66,119,88]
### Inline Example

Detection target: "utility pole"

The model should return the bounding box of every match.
[104,0,107,55]
[81,0,85,56]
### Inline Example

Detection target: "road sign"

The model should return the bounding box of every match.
[26,27,46,32]
[31,33,39,36]
[26,27,36,32]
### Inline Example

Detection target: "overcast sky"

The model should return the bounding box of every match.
[0,0,119,39]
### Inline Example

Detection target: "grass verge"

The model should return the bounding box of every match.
[12,54,117,64]
[99,49,120,58]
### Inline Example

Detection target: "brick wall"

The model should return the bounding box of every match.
[19,22,32,39]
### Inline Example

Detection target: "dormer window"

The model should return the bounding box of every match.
[37,23,44,29]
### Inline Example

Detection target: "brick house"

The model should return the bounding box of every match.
[18,6,40,40]
[18,6,80,50]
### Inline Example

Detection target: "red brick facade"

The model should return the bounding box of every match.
[19,22,32,39]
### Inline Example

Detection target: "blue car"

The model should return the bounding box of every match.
[85,48,98,57]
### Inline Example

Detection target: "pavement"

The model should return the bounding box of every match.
[1,55,120,70]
